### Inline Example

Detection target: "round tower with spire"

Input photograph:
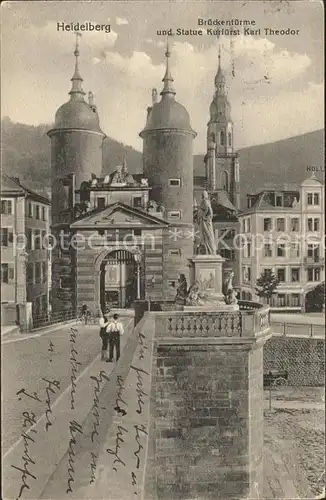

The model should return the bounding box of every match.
[47,34,105,315]
[47,34,105,226]
[205,46,240,210]
[140,39,197,295]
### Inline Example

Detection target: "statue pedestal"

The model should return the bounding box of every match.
[190,254,226,302]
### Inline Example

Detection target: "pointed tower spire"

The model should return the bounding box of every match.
[215,44,225,88]
[161,36,176,97]
[69,32,85,100]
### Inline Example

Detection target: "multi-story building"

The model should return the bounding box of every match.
[239,174,324,311]
[1,174,51,327]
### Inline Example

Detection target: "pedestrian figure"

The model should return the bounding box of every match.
[99,315,110,361]
[107,314,124,362]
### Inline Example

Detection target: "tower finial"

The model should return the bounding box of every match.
[69,32,85,99]
[161,36,176,97]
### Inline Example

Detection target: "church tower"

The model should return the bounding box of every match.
[140,40,197,296]
[47,36,105,314]
[205,47,240,210]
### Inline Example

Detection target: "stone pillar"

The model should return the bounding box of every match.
[190,254,225,302]
[150,309,271,500]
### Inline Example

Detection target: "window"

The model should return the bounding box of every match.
[1,263,14,283]
[1,200,13,214]
[264,244,272,257]
[168,249,181,257]
[220,130,225,145]
[27,202,32,218]
[290,218,299,232]
[26,228,33,250]
[276,218,285,232]
[26,263,34,285]
[97,197,106,209]
[133,229,142,237]
[290,294,300,307]
[277,244,285,257]
[168,280,176,288]
[307,218,313,231]
[228,132,232,147]
[276,294,286,307]
[42,206,46,221]
[1,228,13,247]
[222,171,229,191]
[263,268,272,277]
[291,268,300,282]
[42,261,47,283]
[308,267,321,282]
[41,231,46,249]
[35,262,41,283]
[290,243,300,258]
[246,243,251,258]
[132,197,143,208]
[277,268,286,282]
[34,230,41,250]
[314,218,320,231]
[220,228,235,239]
[35,204,40,220]
[307,193,320,205]
[242,266,251,283]
[276,195,283,207]
[220,248,235,260]
[169,179,181,187]
[263,218,272,231]
[307,244,320,260]
[168,210,181,220]
[244,218,251,233]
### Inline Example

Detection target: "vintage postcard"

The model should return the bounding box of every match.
[1,1,325,499]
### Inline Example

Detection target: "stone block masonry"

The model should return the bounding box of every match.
[264,336,325,386]
[152,339,266,499]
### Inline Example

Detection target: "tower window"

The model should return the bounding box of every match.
[210,132,216,143]
[222,171,229,192]
[97,197,106,209]
[228,132,232,147]
[168,249,181,257]
[167,210,181,220]
[220,130,225,146]
[132,196,143,208]
[169,179,181,187]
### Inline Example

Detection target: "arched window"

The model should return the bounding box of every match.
[220,130,225,146]
[228,132,232,147]
[222,171,229,192]
[210,132,216,143]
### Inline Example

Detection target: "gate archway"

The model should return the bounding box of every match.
[100,249,138,312]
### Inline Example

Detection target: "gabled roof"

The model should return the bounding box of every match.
[1,174,51,204]
[71,201,169,229]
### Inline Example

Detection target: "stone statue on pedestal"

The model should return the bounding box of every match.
[197,191,217,255]
[222,271,238,305]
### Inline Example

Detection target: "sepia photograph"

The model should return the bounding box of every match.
[1,1,325,499]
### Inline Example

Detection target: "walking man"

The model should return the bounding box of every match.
[99,315,110,361]
[107,313,124,362]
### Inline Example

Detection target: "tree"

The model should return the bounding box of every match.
[305,282,325,312]
[255,270,279,304]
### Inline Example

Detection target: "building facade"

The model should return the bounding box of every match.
[1,174,51,326]
[239,174,324,311]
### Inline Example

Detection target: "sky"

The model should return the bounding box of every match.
[1,0,324,153]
